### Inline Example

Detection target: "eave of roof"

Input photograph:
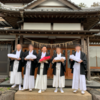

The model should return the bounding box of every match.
[0,0,32,3]
[0,29,99,36]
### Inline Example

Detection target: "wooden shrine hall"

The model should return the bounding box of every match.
[0,0,100,80]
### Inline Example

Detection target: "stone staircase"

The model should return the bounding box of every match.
[15,88,92,100]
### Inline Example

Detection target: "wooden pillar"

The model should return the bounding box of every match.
[20,23,23,47]
[20,35,23,46]
[81,37,84,52]
[87,36,91,80]
[15,35,18,50]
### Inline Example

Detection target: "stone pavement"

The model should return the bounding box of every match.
[0,79,100,88]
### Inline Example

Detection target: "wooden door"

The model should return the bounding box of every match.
[66,49,75,79]
[47,48,75,79]
[22,47,75,79]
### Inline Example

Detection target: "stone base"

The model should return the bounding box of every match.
[15,89,92,100]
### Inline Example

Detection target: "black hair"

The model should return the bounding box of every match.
[41,45,47,48]
[75,44,81,47]
[56,46,61,49]
[29,44,34,47]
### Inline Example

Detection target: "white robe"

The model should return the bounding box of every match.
[23,50,35,89]
[10,50,22,84]
[72,51,87,91]
[53,53,65,88]
[35,52,47,90]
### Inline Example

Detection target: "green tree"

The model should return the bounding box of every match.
[91,2,100,7]
[78,3,87,8]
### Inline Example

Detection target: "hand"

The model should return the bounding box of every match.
[42,60,46,63]
[78,60,83,63]
[29,59,34,61]
[39,61,43,63]
[61,58,64,62]
[24,58,27,61]
[53,59,56,63]
[17,58,21,61]
[11,58,14,60]
[70,59,73,61]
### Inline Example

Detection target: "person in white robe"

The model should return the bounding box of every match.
[22,44,37,92]
[69,44,87,95]
[9,44,24,90]
[35,45,50,93]
[51,47,66,93]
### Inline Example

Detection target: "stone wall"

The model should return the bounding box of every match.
[87,88,100,100]
[0,88,17,100]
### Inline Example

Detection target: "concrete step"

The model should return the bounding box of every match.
[15,89,92,100]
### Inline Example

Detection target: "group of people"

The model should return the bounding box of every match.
[9,44,87,95]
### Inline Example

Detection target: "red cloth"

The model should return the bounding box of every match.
[40,56,50,62]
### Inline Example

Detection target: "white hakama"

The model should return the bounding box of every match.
[53,63,65,88]
[35,63,47,90]
[10,60,22,84]
[72,51,86,91]
[23,61,35,89]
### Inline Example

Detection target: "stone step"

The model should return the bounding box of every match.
[15,89,92,100]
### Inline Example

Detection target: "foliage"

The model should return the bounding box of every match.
[91,2,100,7]
[78,3,87,8]
[5,77,9,81]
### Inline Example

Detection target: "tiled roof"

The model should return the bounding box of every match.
[0,1,100,13]
[0,0,37,10]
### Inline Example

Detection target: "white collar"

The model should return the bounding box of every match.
[57,53,61,57]
[76,51,80,53]
[42,52,46,55]
[17,50,21,52]
[29,50,33,53]
[57,53,61,55]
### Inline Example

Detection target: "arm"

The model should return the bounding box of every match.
[32,52,38,67]
[51,55,56,68]
[61,59,66,72]
[21,52,25,63]
[45,54,51,70]
[37,53,41,63]
[35,53,41,68]
[69,59,75,69]
[81,53,87,70]
[9,51,16,65]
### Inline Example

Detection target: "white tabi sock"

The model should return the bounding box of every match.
[19,85,22,90]
[60,88,64,93]
[11,84,17,88]
[54,88,58,93]
[38,89,42,93]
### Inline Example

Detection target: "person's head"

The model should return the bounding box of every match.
[56,47,61,54]
[16,44,22,51]
[75,44,81,52]
[42,45,47,53]
[29,44,34,51]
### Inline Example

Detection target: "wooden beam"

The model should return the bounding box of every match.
[25,0,46,9]
[0,13,5,17]
[87,36,91,81]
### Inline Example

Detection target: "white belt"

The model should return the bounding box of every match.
[40,63,44,69]
[14,60,19,70]
[56,63,61,70]
[26,61,31,69]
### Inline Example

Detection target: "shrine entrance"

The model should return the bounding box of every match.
[22,47,75,79]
